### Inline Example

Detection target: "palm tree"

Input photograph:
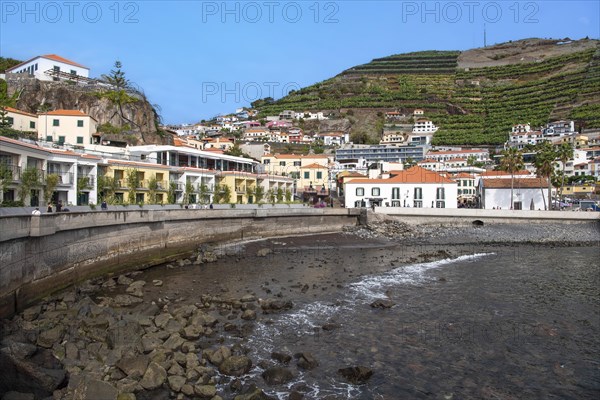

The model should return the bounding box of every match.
[499,147,524,210]
[533,142,557,210]
[556,142,574,201]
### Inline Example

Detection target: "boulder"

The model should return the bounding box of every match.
[194,384,217,398]
[22,305,41,321]
[261,366,294,385]
[154,313,172,328]
[117,275,133,285]
[241,309,256,320]
[338,366,373,384]
[295,352,318,370]
[259,299,293,313]
[181,326,203,340]
[370,299,395,309]
[181,384,194,396]
[116,355,149,378]
[37,325,64,348]
[125,281,146,298]
[112,295,143,307]
[167,375,186,392]
[162,333,185,352]
[233,384,276,400]
[72,377,118,400]
[205,346,231,367]
[256,248,272,257]
[270,352,291,364]
[108,319,142,350]
[139,362,167,390]
[219,355,252,376]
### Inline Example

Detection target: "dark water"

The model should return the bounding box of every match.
[142,239,600,399]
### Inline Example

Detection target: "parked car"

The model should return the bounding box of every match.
[577,201,600,211]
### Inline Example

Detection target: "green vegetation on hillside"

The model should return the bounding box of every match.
[258,42,599,146]
[0,57,22,72]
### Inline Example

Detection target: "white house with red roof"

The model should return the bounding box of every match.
[343,165,458,208]
[38,110,98,146]
[6,54,90,82]
[3,107,38,132]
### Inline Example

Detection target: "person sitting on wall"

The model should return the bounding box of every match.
[47,204,53,213]
[56,200,63,212]
[32,207,41,216]
[101,200,108,211]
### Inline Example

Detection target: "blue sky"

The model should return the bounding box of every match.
[2,1,599,124]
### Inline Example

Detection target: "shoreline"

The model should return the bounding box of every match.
[0,224,598,400]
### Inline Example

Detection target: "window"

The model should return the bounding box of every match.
[371,187,380,196]
[293,161,301,166]
[413,187,423,208]
[391,187,400,199]
[46,135,52,142]
[58,136,65,144]
[304,171,309,179]
[77,136,84,144]
[6,117,14,125]
[414,187,423,200]
[263,159,270,164]
[53,119,60,127]
[316,171,322,179]
[356,187,364,196]
[30,121,36,129]
[290,172,300,179]
[436,187,445,200]
[279,161,286,166]
[70,70,77,76]
[436,201,445,208]
[77,120,84,127]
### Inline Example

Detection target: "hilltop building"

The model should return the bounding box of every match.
[5,54,90,82]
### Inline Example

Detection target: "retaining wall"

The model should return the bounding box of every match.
[0,208,360,318]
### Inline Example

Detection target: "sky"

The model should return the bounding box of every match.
[1,1,599,124]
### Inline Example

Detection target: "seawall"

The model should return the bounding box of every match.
[0,208,360,318]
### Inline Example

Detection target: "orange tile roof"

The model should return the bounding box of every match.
[454,172,475,178]
[482,178,549,189]
[481,170,531,177]
[349,166,455,184]
[301,163,328,169]
[4,106,37,117]
[418,159,440,164]
[6,54,88,72]
[42,54,88,69]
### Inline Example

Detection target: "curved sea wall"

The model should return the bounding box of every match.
[0,208,361,318]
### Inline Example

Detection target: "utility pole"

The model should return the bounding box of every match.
[484,24,487,48]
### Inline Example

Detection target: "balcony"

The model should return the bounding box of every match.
[235,186,246,194]
[0,164,21,182]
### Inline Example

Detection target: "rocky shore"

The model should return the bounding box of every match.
[1,219,598,400]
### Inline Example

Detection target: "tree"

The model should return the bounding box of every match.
[97,175,118,204]
[556,142,574,200]
[0,79,19,127]
[125,169,140,204]
[254,185,265,203]
[76,176,91,205]
[225,143,243,157]
[147,174,158,204]
[168,181,177,204]
[19,167,41,206]
[0,163,14,199]
[213,184,231,204]
[499,147,524,210]
[97,61,138,129]
[533,142,557,210]
[199,183,211,204]
[184,181,194,205]
[102,61,130,90]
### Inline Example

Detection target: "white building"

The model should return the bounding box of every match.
[480,177,550,210]
[0,136,100,206]
[3,107,38,132]
[38,110,98,145]
[426,149,489,163]
[412,119,438,134]
[6,54,90,82]
[343,165,458,208]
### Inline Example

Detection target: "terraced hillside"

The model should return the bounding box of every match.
[258,38,600,145]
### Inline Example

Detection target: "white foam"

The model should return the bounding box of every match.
[350,252,494,301]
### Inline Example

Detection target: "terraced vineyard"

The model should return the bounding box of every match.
[258,39,600,145]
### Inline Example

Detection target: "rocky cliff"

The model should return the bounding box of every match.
[6,76,168,145]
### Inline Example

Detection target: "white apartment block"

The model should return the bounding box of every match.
[412,119,438,134]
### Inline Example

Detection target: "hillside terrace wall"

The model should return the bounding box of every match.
[0,208,360,318]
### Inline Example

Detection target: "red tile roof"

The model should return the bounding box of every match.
[482,178,550,189]
[481,170,532,177]
[301,163,328,169]
[4,106,37,117]
[6,54,88,72]
[349,166,455,184]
